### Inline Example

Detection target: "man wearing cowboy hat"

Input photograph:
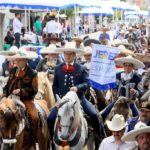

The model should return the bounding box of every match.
[100,56,145,120]
[1,47,38,149]
[36,44,62,81]
[122,122,150,150]
[99,114,136,150]
[99,27,110,45]
[47,42,105,149]
[115,55,145,99]
[0,46,18,77]
[127,101,150,132]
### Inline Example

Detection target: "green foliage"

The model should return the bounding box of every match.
[60,8,75,19]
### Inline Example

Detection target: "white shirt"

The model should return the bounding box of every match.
[13,17,23,34]
[46,20,59,34]
[99,136,136,150]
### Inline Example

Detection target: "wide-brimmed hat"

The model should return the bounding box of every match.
[72,37,83,43]
[115,55,145,69]
[122,122,150,141]
[6,47,38,59]
[118,45,134,56]
[55,42,85,54]
[83,39,100,47]
[83,46,92,55]
[100,27,110,32]
[46,33,62,42]
[40,44,59,54]
[0,46,19,55]
[140,101,150,111]
[106,114,127,131]
[134,53,150,62]
[127,27,135,31]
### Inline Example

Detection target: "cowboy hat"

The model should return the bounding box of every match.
[83,46,92,55]
[83,39,100,47]
[6,47,38,59]
[134,53,150,62]
[100,27,110,32]
[55,42,85,54]
[40,44,59,54]
[122,122,150,141]
[0,46,19,55]
[115,55,145,69]
[140,101,150,111]
[72,37,83,43]
[46,33,62,42]
[118,45,134,56]
[106,114,127,131]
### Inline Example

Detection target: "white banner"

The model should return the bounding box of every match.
[89,44,121,90]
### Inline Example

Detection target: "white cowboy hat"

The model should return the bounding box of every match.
[118,45,134,56]
[0,46,19,55]
[55,42,85,54]
[115,55,145,69]
[84,46,92,55]
[6,47,38,59]
[122,122,150,141]
[106,114,127,131]
[40,44,59,54]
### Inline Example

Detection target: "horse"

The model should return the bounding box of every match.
[85,87,106,111]
[34,72,55,109]
[0,95,50,150]
[101,96,132,136]
[53,91,95,150]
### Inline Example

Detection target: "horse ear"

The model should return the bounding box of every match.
[56,94,61,104]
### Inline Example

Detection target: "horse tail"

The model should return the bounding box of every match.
[4,109,15,129]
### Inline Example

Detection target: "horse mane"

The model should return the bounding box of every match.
[37,72,55,108]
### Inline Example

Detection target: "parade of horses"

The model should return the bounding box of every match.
[0,0,150,150]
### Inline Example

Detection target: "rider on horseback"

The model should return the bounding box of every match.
[47,42,105,149]
[1,47,38,150]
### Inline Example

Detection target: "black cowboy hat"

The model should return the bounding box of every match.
[83,39,100,47]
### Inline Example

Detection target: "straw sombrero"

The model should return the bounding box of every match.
[6,47,38,59]
[100,27,110,32]
[72,37,83,43]
[115,55,145,69]
[40,44,59,54]
[134,53,150,62]
[0,46,19,55]
[83,46,92,55]
[106,114,127,131]
[118,45,134,56]
[55,42,85,54]
[122,122,150,141]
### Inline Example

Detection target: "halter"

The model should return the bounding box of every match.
[55,99,82,147]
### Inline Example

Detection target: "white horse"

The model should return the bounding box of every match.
[54,91,95,150]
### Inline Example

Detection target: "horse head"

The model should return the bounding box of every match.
[56,91,81,141]
[35,72,55,109]
[112,97,130,121]
[0,96,25,140]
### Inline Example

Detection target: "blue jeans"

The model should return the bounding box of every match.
[14,33,20,48]
[47,97,105,140]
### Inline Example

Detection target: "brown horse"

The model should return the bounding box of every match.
[0,95,50,150]
[35,72,55,109]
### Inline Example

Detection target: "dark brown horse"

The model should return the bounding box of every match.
[0,95,50,150]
